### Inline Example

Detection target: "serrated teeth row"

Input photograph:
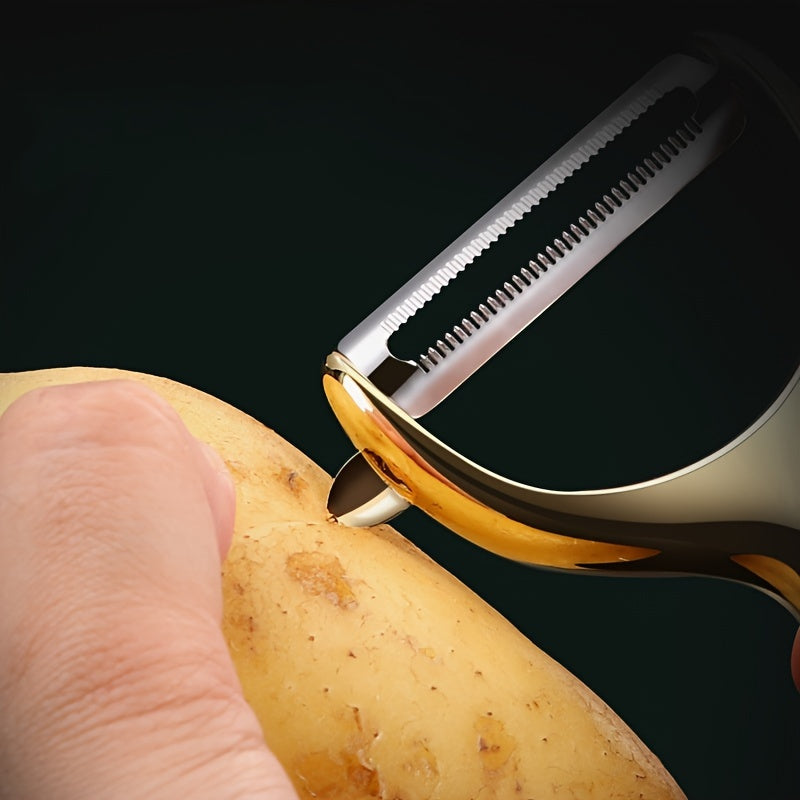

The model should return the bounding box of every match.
[419,316,477,369]
[417,118,701,373]
[381,91,667,340]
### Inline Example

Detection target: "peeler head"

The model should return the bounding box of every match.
[323,34,800,619]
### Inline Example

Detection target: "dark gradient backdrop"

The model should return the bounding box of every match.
[2,3,799,797]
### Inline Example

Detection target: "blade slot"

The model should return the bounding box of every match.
[388,88,699,366]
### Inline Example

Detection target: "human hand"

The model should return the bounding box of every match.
[0,380,299,799]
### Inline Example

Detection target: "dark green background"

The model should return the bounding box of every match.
[2,3,799,797]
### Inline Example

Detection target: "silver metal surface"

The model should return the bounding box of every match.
[327,452,409,527]
[337,52,744,418]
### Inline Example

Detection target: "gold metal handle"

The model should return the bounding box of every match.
[324,351,800,619]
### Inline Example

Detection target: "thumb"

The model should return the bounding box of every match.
[0,380,298,800]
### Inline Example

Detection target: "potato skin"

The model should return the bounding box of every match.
[225,518,685,800]
[0,368,686,800]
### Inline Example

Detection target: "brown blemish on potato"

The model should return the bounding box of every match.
[279,467,308,495]
[475,715,516,773]
[351,706,363,732]
[294,749,381,799]
[402,636,436,660]
[286,551,358,609]
[292,705,383,798]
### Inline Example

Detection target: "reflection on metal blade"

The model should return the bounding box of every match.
[336,53,745,419]
[327,451,410,526]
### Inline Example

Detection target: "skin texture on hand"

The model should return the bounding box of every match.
[0,380,298,800]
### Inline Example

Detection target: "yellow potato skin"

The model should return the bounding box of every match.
[0,368,686,800]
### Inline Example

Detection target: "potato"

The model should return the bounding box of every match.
[0,367,686,800]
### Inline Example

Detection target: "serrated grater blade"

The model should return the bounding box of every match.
[335,52,745,420]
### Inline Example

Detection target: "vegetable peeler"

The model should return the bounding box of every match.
[322,33,800,621]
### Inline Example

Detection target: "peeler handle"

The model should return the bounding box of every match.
[324,350,800,621]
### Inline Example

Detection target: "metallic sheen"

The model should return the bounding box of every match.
[324,352,800,620]
[337,52,745,418]
[324,34,800,621]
